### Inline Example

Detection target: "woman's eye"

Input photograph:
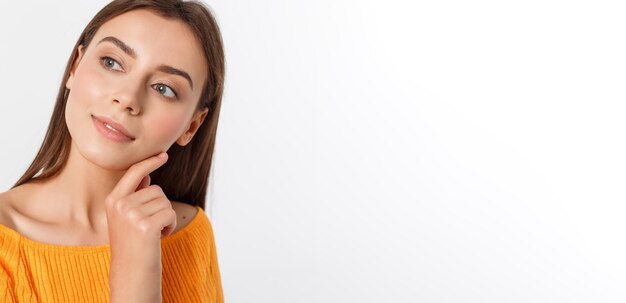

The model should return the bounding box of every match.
[100,56,178,100]
[153,83,178,99]
[100,56,123,71]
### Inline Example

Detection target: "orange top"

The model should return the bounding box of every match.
[0,206,223,302]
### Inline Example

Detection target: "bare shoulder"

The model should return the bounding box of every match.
[0,191,16,229]
[170,201,199,235]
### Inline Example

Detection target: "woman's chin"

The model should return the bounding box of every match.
[75,144,138,171]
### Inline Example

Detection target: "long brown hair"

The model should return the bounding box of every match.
[11,0,225,211]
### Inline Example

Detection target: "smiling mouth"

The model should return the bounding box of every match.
[91,115,135,142]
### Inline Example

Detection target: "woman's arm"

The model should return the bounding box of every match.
[208,218,225,302]
[109,241,163,302]
[106,153,176,303]
[0,266,16,303]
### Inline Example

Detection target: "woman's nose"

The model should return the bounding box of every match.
[113,98,140,115]
[112,80,144,115]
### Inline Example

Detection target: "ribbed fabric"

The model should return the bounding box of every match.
[0,206,223,302]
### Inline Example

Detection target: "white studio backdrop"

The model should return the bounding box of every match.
[2,1,626,302]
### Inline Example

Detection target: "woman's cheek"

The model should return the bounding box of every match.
[151,114,186,143]
[75,63,108,106]
[66,65,101,122]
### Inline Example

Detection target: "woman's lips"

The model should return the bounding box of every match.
[92,115,134,142]
[91,114,135,139]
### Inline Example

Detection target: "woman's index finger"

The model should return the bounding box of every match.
[108,153,168,201]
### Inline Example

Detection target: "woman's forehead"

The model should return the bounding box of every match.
[91,9,207,87]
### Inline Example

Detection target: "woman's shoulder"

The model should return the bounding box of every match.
[0,190,17,230]
[170,201,200,235]
[0,183,42,231]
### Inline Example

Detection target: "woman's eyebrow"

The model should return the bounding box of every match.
[96,36,194,90]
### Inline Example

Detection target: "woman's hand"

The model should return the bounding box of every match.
[105,152,177,240]
[105,152,177,303]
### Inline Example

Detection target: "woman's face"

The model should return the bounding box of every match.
[65,9,208,170]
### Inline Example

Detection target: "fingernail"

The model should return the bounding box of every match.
[159,152,167,159]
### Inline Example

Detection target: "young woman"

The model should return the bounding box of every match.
[0,0,225,302]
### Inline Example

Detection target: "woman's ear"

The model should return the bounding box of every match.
[66,44,85,90]
[176,107,210,146]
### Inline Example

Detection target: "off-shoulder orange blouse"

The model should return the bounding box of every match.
[0,206,223,302]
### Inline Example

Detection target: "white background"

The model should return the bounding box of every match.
[2,1,626,302]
